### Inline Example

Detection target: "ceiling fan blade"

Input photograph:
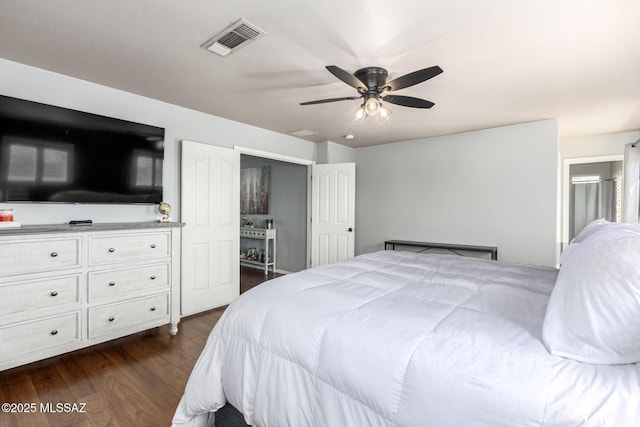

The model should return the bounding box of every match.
[326,65,368,90]
[382,95,435,109]
[382,65,443,92]
[300,96,362,106]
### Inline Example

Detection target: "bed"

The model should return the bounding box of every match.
[172,221,640,426]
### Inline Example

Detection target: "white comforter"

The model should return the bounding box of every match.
[172,251,640,427]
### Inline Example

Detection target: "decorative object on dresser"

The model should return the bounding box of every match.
[240,226,276,274]
[0,208,14,221]
[0,207,20,228]
[158,202,172,222]
[0,221,183,371]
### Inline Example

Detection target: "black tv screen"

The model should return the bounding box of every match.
[0,94,164,204]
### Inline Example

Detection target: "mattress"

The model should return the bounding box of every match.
[172,250,640,426]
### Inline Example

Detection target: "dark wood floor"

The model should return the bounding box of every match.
[240,266,282,294]
[0,267,281,427]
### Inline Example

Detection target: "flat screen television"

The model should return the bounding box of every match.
[0,94,164,204]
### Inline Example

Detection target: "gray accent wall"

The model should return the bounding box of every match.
[241,155,307,272]
[355,119,559,266]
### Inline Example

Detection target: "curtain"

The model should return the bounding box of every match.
[571,180,617,239]
[623,142,640,223]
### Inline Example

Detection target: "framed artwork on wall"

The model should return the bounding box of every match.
[240,166,270,214]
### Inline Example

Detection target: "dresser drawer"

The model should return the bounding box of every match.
[88,293,169,339]
[88,263,170,302]
[0,237,81,276]
[88,232,170,265]
[0,312,81,359]
[0,275,81,316]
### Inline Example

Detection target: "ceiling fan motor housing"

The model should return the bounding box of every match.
[354,67,388,94]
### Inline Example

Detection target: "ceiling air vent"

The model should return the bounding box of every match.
[288,129,319,138]
[202,18,265,57]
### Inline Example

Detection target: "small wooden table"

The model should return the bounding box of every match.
[384,240,498,260]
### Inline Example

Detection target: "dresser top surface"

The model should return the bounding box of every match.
[0,221,185,236]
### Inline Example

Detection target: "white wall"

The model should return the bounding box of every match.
[0,58,316,225]
[560,131,640,160]
[316,141,355,164]
[355,119,559,266]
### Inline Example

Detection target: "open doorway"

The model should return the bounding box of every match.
[562,155,624,247]
[568,161,622,239]
[239,154,309,289]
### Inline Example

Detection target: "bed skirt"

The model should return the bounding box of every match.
[216,403,250,427]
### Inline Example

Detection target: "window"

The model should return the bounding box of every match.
[4,137,73,184]
[131,149,162,189]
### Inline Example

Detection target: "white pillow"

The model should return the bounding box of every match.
[558,242,579,266]
[571,218,611,243]
[543,222,640,364]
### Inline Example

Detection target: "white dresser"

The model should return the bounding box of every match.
[0,222,182,371]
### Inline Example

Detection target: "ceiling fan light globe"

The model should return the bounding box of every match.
[378,105,391,121]
[353,106,366,122]
[365,97,381,116]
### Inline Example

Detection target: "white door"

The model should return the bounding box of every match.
[181,140,240,315]
[311,163,356,267]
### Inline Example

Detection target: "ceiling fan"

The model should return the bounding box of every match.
[300,65,443,121]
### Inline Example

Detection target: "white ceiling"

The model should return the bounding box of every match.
[0,0,639,148]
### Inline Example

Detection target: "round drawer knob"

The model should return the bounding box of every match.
[150,307,156,311]
[51,330,58,335]
[108,248,115,253]
[108,316,115,322]
[150,244,156,248]
[150,275,156,280]
[50,291,58,297]
[50,252,58,257]
[108,281,116,287]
